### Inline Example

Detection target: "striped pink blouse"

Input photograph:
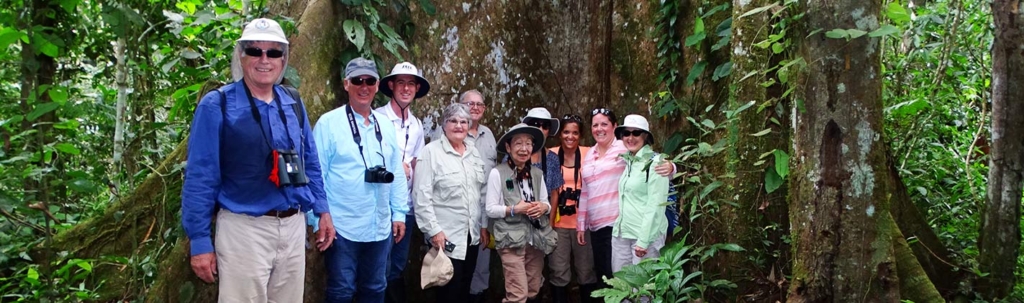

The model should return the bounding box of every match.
[576,140,627,231]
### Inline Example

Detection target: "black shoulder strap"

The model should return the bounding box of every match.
[281,85,305,130]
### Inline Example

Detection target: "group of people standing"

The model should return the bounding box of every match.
[181,19,676,303]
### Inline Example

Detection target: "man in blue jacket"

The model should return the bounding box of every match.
[180,18,335,302]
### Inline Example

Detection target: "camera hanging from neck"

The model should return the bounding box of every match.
[345,104,385,170]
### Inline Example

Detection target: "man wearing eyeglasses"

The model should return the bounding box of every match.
[313,58,409,303]
[181,18,334,302]
[374,62,429,303]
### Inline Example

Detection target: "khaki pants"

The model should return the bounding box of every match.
[547,228,597,286]
[610,233,665,273]
[498,246,546,303]
[215,210,306,303]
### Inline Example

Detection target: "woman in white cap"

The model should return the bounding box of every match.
[414,103,486,301]
[486,123,558,303]
[522,107,565,208]
[610,114,669,271]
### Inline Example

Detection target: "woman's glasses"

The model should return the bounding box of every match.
[243,47,284,58]
[350,77,378,86]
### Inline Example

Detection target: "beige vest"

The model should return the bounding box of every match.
[491,164,558,254]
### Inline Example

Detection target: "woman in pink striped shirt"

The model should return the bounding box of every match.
[575,108,674,286]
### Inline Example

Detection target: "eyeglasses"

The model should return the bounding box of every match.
[527,120,549,130]
[446,118,469,126]
[621,129,646,137]
[464,102,486,108]
[562,114,582,123]
[511,141,534,149]
[350,77,378,86]
[243,47,285,58]
[591,107,612,117]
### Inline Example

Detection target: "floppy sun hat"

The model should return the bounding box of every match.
[614,114,654,144]
[497,123,546,155]
[238,18,289,44]
[522,107,560,136]
[379,62,431,99]
[420,246,453,289]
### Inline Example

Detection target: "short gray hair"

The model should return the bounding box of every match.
[441,103,472,123]
[230,40,290,83]
[458,89,484,104]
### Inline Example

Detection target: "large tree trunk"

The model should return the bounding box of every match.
[977,0,1024,299]
[786,0,901,301]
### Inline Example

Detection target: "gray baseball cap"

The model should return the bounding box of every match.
[344,58,379,79]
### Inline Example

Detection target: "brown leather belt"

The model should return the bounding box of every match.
[264,208,299,218]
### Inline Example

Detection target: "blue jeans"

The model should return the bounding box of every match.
[325,234,392,303]
[386,214,415,281]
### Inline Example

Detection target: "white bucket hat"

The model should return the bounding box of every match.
[521,107,560,137]
[614,114,654,144]
[238,18,289,44]
[420,246,453,289]
[379,62,431,99]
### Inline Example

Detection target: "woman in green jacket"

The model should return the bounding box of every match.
[610,114,669,272]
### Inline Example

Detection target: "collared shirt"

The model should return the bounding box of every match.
[413,136,486,260]
[615,145,669,249]
[434,123,497,226]
[549,146,590,229]
[375,103,425,209]
[313,105,409,242]
[576,140,627,231]
[181,81,329,256]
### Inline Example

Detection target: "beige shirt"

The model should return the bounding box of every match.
[413,135,487,260]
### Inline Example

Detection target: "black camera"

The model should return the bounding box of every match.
[557,187,580,216]
[274,149,308,187]
[364,165,395,183]
[444,240,456,253]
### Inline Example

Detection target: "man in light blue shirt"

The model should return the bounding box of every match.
[314,57,409,303]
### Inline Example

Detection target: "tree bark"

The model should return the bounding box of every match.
[977,0,1024,299]
[787,0,900,301]
[113,37,128,174]
[888,212,943,303]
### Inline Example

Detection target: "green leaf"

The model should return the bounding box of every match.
[48,86,68,104]
[771,42,785,54]
[60,0,79,13]
[694,17,705,33]
[773,149,790,178]
[180,50,202,59]
[886,2,911,26]
[718,243,744,252]
[825,29,847,39]
[847,29,867,39]
[26,267,40,286]
[0,28,26,49]
[664,133,684,153]
[699,181,723,200]
[343,19,367,51]
[712,62,732,81]
[67,179,97,194]
[54,143,80,155]
[764,167,783,193]
[751,128,771,137]
[27,102,61,121]
[868,24,899,37]
[738,3,776,19]
[701,119,716,129]
[684,32,706,47]
[686,61,707,86]
[419,0,437,15]
[39,40,59,57]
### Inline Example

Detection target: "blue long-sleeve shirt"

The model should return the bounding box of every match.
[311,105,409,242]
[181,82,329,256]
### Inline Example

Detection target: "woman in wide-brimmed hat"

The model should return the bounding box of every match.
[485,123,558,303]
[610,114,669,271]
[521,107,565,209]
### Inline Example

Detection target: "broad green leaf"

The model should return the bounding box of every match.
[699,181,723,200]
[28,102,61,121]
[869,24,899,37]
[718,243,744,252]
[664,132,684,153]
[751,128,771,137]
[48,87,68,104]
[738,3,776,19]
[39,39,59,57]
[771,42,784,54]
[67,179,97,194]
[180,50,202,59]
[686,61,707,86]
[694,17,705,34]
[27,267,40,286]
[60,0,79,13]
[764,167,783,193]
[825,29,848,39]
[847,29,867,39]
[54,143,80,155]
[774,149,790,178]
[0,28,26,49]
[886,2,911,25]
[684,32,706,47]
[1,115,24,128]
[712,62,732,81]
[343,19,366,51]
[193,10,215,25]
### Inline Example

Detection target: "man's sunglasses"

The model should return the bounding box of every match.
[621,129,646,137]
[243,47,285,58]
[350,77,378,86]
[527,120,550,130]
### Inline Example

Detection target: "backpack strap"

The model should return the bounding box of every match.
[281,85,306,130]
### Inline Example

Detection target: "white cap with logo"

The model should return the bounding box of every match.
[238,18,289,45]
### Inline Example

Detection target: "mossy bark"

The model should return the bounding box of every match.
[888,212,944,303]
[786,0,900,301]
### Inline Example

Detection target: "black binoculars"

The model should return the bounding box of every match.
[274,149,309,187]
[364,165,395,183]
[557,187,580,216]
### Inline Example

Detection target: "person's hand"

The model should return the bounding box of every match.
[634,245,648,258]
[528,203,547,219]
[316,213,336,251]
[431,231,447,250]
[403,163,412,180]
[190,252,217,283]
[393,221,406,243]
[654,159,676,177]
[576,231,587,246]
[480,228,490,250]
[512,201,531,215]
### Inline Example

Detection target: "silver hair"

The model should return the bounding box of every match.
[458,89,484,104]
[441,103,472,124]
[230,41,290,83]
